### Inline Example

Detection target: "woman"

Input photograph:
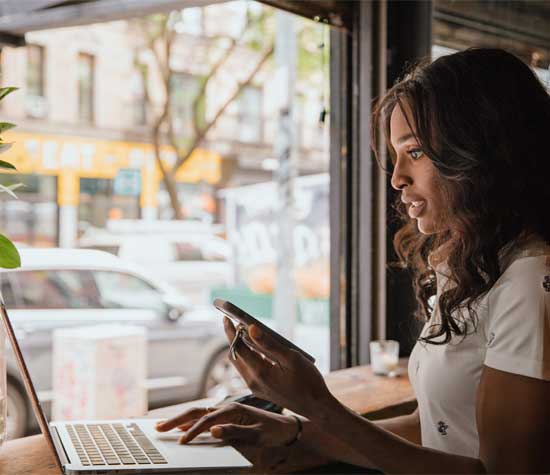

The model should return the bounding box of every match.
[156,48,550,474]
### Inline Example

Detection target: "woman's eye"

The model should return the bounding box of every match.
[407,149,424,161]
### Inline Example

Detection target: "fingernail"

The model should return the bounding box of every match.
[178,434,188,444]
[155,421,165,430]
[211,426,223,438]
[250,325,262,339]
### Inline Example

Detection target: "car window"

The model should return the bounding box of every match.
[9,270,101,309]
[93,271,166,313]
[0,274,16,308]
[174,242,204,261]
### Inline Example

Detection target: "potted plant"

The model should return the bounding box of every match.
[0,85,22,446]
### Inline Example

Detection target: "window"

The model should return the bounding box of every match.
[238,85,262,142]
[0,174,58,247]
[174,242,204,261]
[79,177,140,229]
[93,271,166,313]
[170,73,204,142]
[27,45,45,97]
[26,44,47,118]
[9,270,100,309]
[78,53,95,123]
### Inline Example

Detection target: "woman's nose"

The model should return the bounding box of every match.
[390,158,412,190]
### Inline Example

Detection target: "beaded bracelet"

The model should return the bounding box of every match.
[284,415,303,446]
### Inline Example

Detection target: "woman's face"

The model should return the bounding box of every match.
[389,103,445,234]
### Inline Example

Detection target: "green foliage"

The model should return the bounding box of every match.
[0,86,21,269]
[0,234,21,268]
[0,87,17,101]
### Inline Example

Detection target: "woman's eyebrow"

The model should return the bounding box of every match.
[396,132,417,144]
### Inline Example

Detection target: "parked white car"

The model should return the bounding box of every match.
[78,230,232,305]
[0,248,243,439]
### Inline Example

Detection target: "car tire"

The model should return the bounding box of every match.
[6,381,28,440]
[201,348,247,399]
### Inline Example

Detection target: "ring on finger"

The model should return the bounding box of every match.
[229,326,246,361]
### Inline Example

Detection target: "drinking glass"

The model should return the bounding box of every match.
[369,340,400,377]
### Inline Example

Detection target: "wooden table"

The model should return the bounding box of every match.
[0,360,415,475]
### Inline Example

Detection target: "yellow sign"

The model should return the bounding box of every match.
[1,131,222,207]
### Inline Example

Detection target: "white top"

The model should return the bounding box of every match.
[408,238,550,458]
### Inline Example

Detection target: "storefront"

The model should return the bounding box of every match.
[0,131,223,247]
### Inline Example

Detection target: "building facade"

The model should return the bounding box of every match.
[0,2,329,248]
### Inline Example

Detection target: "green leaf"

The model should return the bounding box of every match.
[0,142,12,154]
[0,87,18,101]
[0,183,23,198]
[0,122,16,134]
[0,160,16,170]
[0,234,21,269]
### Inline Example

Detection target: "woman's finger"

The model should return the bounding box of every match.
[155,407,211,432]
[223,316,237,342]
[176,420,198,431]
[223,317,265,382]
[248,324,291,362]
[210,423,261,445]
[179,408,243,444]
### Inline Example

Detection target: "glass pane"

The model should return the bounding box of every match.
[79,177,140,230]
[0,275,16,308]
[93,270,165,313]
[0,174,58,247]
[0,2,332,435]
[10,270,100,309]
[26,45,44,97]
[78,53,94,122]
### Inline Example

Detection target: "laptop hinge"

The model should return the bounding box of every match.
[51,425,70,467]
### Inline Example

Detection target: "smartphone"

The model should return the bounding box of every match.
[213,298,316,363]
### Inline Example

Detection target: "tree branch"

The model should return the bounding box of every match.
[191,9,268,136]
[170,42,274,174]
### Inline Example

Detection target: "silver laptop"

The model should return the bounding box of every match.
[0,301,252,474]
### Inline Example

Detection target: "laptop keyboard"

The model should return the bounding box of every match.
[66,422,168,466]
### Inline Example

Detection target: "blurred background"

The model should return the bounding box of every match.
[0,0,331,440]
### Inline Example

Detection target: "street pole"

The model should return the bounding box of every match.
[272,11,297,339]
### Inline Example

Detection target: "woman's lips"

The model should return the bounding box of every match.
[408,200,426,219]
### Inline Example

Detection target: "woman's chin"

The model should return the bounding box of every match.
[416,217,438,235]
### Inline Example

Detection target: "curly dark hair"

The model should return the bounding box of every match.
[372,47,550,345]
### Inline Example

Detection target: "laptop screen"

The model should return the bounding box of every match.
[0,301,63,471]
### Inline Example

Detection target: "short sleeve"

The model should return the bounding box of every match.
[483,255,550,380]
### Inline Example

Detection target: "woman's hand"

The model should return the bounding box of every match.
[155,402,300,447]
[223,317,335,420]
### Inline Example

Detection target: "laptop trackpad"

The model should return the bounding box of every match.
[155,431,222,447]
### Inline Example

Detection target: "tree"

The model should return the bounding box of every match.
[133,7,275,219]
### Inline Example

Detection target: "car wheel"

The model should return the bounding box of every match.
[202,349,247,399]
[6,382,28,440]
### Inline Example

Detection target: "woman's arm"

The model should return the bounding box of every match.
[304,396,485,474]
[268,407,421,472]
